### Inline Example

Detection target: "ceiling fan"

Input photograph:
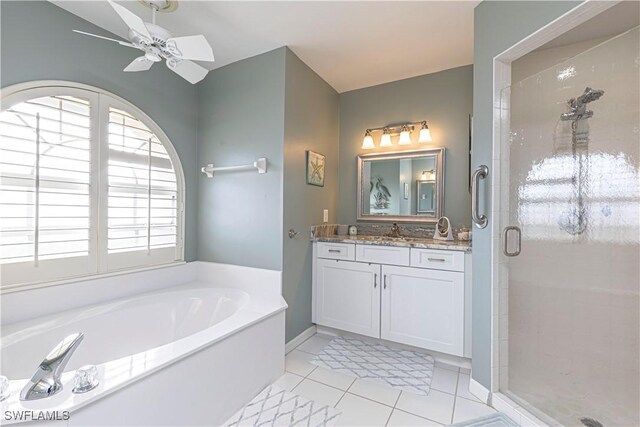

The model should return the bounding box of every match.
[74,0,214,84]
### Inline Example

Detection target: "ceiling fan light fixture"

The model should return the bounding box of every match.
[74,0,213,84]
[145,51,163,62]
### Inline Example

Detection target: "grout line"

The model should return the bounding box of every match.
[392,391,402,408]
[305,366,318,378]
[344,391,396,409]
[333,390,348,408]
[304,376,352,393]
[392,408,446,426]
[450,371,461,425]
[383,408,394,427]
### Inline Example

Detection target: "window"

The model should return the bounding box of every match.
[0,83,184,288]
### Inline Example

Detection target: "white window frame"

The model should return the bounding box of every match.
[1,81,185,291]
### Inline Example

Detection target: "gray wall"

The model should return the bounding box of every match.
[0,0,199,261]
[197,48,286,271]
[282,49,339,341]
[472,0,581,389]
[338,65,473,228]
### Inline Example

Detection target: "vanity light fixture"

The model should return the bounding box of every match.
[399,125,411,145]
[360,120,432,149]
[379,128,393,147]
[420,169,435,181]
[418,121,433,143]
[362,130,375,150]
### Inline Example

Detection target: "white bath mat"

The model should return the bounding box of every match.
[311,336,435,395]
[224,385,341,427]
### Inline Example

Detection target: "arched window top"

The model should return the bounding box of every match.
[0,81,185,289]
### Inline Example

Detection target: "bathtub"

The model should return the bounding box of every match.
[0,262,287,426]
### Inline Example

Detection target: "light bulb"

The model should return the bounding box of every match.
[380,128,392,147]
[361,131,375,149]
[418,122,432,143]
[399,126,411,145]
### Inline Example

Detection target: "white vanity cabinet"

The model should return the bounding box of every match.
[313,241,471,358]
[315,258,380,338]
[380,265,464,356]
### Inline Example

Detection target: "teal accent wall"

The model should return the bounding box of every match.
[0,0,199,261]
[337,65,473,229]
[197,48,287,271]
[282,49,339,341]
[472,0,581,389]
[197,47,340,344]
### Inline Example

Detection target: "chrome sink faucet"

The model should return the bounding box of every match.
[20,332,84,401]
[388,223,401,238]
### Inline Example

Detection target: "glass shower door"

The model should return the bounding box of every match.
[499,27,639,426]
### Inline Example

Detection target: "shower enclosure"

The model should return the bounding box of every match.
[497,24,639,426]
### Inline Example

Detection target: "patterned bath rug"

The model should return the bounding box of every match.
[311,335,435,395]
[224,384,341,427]
[450,413,519,427]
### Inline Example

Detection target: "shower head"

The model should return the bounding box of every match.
[561,87,605,121]
[575,87,605,107]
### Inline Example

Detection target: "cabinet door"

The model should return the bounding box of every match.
[315,259,381,338]
[381,265,464,356]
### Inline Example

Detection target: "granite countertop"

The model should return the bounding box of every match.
[311,235,472,252]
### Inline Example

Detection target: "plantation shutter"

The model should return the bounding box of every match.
[0,91,99,285]
[106,105,178,270]
[0,84,183,288]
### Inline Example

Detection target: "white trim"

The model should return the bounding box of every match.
[489,0,623,421]
[0,261,186,295]
[492,392,551,427]
[285,325,317,354]
[0,80,186,289]
[470,377,491,406]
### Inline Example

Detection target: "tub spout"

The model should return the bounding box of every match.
[20,332,84,401]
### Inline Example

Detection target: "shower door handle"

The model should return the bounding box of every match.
[471,165,489,229]
[503,226,521,257]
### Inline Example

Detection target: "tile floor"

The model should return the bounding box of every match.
[277,334,497,426]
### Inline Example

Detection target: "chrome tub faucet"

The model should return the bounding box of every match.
[20,332,84,401]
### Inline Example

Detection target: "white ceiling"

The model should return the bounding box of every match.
[50,1,478,93]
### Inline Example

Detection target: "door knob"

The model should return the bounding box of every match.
[288,229,298,239]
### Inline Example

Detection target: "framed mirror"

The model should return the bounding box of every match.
[357,148,445,223]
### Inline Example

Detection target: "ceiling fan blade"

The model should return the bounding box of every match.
[107,0,152,40]
[124,57,154,72]
[166,59,209,84]
[165,35,215,62]
[73,30,137,48]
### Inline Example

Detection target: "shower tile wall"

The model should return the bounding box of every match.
[503,28,639,426]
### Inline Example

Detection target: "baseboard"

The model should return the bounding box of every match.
[469,377,491,405]
[285,325,317,354]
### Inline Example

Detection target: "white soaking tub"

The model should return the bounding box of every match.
[0,262,287,426]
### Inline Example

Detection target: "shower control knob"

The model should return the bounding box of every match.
[0,375,10,401]
[73,365,99,394]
